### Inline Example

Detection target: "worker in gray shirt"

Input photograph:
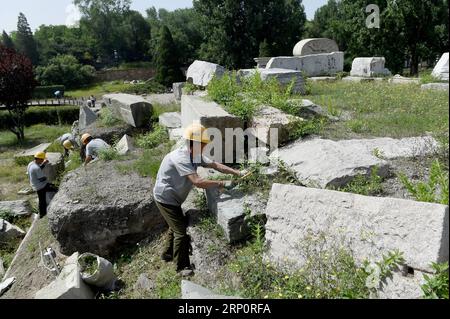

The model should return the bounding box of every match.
[81,133,110,165]
[153,124,247,277]
[58,133,78,157]
[27,151,58,218]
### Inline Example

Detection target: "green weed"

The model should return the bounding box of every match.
[399,159,449,205]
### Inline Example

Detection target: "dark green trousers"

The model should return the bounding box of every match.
[155,201,191,271]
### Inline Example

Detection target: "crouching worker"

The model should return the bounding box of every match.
[81,133,110,165]
[153,124,247,277]
[58,133,78,157]
[27,152,58,218]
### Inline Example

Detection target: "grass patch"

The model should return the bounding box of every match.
[304,81,449,139]
[399,159,449,205]
[332,167,384,196]
[222,226,404,299]
[98,108,122,127]
[152,103,181,122]
[0,124,71,150]
[136,125,169,149]
[98,146,121,162]
[208,72,302,122]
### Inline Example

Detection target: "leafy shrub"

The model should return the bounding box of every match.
[122,81,167,95]
[422,262,449,299]
[98,108,122,127]
[136,124,169,149]
[35,55,95,89]
[32,85,66,99]
[98,146,120,161]
[208,72,301,122]
[226,228,404,299]
[399,159,449,205]
[288,118,325,141]
[0,106,79,130]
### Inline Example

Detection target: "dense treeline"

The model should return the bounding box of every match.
[1,0,448,88]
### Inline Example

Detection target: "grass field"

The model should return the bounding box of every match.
[304,80,449,141]
[65,81,134,98]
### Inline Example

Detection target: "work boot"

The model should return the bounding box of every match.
[178,267,195,278]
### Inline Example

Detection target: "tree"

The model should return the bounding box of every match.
[34,25,97,66]
[74,0,132,64]
[15,13,39,65]
[309,0,449,75]
[155,26,183,87]
[193,0,306,69]
[1,31,15,49]
[35,55,96,89]
[146,7,202,66]
[119,10,151,61]
[0,45,36,141]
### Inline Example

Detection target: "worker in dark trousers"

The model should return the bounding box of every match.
[27,152,58,218]
[153,124,247,277]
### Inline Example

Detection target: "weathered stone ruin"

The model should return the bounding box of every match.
[47,160,166,256]
[264,183,449,299]
[349,57,391,78]
[432,52,449,81]
[103,93,152,128]
[186,60,226,87]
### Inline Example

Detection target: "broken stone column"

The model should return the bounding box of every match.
[47,160,166,256]
[421,83,449,91]
[181,95,244,163]
[173,82,186,100]
[115,134,134,155]
[0,219,25,242]
[159,112,181,129]
[248,106,302,146]
[186,60,226,87]
[293,38,339,56]
[389,74,420,85]
[0,200,32,217]
[35,252,94,299]
[432,52,449,81]
[264,183,449,299]
[272,136,438,188]
[350,57,391,78]
[79,105,98,130]
[103,93,152,128]
[42,152,64,183]
[266,52,344,77]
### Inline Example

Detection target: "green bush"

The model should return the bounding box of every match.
[335,167,384,196]
[35,55,95,89]
[122,81,167,95]
[0,106,79,130]
[399,159,449,205]
[32,85,66,99]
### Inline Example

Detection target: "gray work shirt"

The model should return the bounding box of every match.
[153,146,213,206]
[86,138,110,158]
[27,162,47,191]
[58,133,78,147]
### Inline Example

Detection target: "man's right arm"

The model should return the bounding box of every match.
[187,173,226,190]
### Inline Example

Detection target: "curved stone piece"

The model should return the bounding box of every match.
[293,38,339,56]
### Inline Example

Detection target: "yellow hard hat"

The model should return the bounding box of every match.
[183,124,211,144]
[81,133,92,145]
[63,140,74,150]
[34,151,46,160]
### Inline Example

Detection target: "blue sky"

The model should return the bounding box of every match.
[0,0,327,33]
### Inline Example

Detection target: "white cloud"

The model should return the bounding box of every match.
[65,4,81,28]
